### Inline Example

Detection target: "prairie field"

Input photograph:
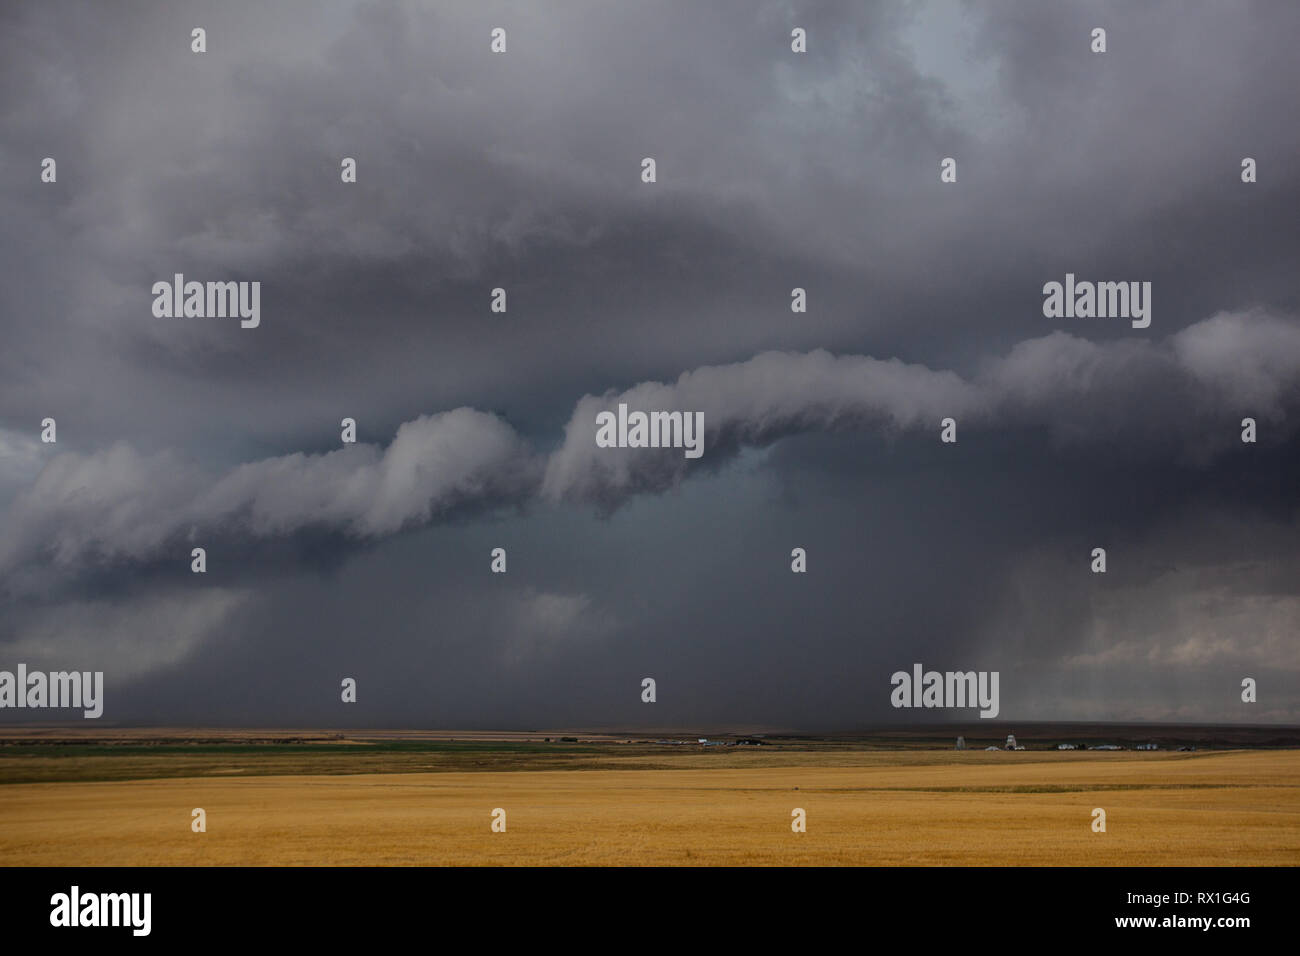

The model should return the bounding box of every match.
[1,742,1298,865]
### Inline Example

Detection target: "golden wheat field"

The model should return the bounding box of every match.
[2,749,1298,865]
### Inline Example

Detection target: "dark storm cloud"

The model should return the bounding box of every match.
[1,1,1298,726]
[7,308,1294,580]
[5,0,1295,446]
[545,309,1300,506]
[0,408,537,581]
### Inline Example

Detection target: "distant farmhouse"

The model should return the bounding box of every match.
[1135,742,1159,750]
[1056,743,1078,750]
[956,736,966,750]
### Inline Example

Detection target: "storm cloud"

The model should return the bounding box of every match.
[1,0,1297,727]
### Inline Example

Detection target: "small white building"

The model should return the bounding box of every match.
[956,736,966,750]
[1057,743,1078,750]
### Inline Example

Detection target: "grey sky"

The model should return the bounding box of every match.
[1,0,1297,727]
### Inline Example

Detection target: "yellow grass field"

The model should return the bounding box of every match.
[3,749,1298,865]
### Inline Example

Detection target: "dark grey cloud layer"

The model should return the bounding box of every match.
[1,1,1297,726]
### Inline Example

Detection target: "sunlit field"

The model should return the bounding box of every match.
[2,741,1297,865]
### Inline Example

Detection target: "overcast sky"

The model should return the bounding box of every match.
[2,0,1298,729]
